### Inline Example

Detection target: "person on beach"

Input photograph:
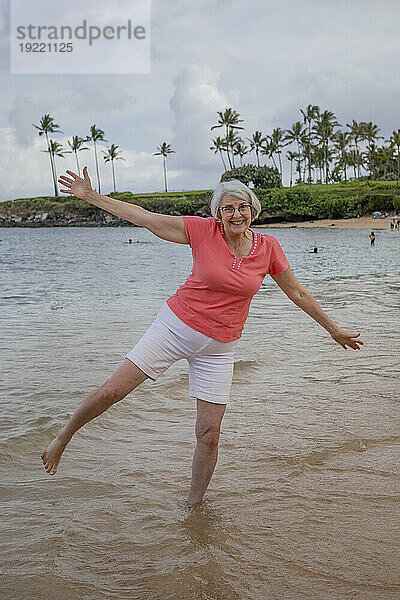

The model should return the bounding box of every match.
[41,167,364,506]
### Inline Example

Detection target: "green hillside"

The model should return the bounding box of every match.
[1,181,399,226]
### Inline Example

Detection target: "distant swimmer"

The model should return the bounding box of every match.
[125,239,150,244]
[310,247,318,253]
[369,231,375,246]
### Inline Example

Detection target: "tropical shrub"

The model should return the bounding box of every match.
[170,197,200,214]
[358,192,397,213]
[220,165,281,188]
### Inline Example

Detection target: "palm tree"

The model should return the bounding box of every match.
[270,127,287,186]
[211,108,244,169]
[260,137,279,172]
[360,148,372,181]
[314,111,340,189]
[32,114,62,196]
[285,121,306,184]
[286,150,297,187]
[86,125,107,193]
[210,136,228,171]
[225,129,241,168]
[103,144,126,193]
[363,122,382,180]
[332,131,351,182]
[41,140,66,192]
[234,141,249,166]
[346,120,366,180]
[246,131,265,167]
[389,130,400,193]
[329,164,343,183]
[347,149,358,180]
[300,104,320,189]
[311,145,325,183]
[154,142,175,193]
[379,145,395,179]
[66,136,90,176]
[298,139,310,184]
[300,137,314,183]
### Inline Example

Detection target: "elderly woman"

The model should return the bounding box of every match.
[42,168,363,505]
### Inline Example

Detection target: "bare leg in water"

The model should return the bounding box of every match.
[187,399,226,506]
[41,364,226,505]
[41,360,147,475]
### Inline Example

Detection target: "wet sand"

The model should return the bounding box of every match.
[259,215,397,230]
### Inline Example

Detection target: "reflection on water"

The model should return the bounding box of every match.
[1,226,399,599]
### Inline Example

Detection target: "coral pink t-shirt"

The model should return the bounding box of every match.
[167,216,289,342]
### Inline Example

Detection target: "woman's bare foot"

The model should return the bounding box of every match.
[41,432,69,475]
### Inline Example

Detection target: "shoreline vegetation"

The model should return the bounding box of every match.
[1,180,399,228]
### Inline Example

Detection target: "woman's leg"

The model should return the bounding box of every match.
[41,359,148,475]
[187,398,226,506]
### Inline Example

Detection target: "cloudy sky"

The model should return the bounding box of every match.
[1,0,399,202]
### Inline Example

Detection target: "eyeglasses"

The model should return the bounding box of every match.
[219,203,252,215]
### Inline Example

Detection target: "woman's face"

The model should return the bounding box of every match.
[218,195,252,236]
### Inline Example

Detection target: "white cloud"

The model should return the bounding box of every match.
[9,95,42,144]
[0,127,52,199]
[170,64,230,168]
[63,79,135,115]
[167,63,241,190]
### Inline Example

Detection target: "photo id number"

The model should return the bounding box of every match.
[19,42,74,52]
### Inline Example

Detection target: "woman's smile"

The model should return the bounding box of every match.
[219,195,252,235]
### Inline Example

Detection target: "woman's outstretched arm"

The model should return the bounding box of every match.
[58,167,188,244]
[270,267,364,350]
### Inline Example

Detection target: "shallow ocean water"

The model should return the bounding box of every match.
[1,225,399,599]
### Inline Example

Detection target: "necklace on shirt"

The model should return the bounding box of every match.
[222,228,254,257]
[217,222,259,270]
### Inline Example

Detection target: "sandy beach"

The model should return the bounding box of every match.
[259,215,398,230]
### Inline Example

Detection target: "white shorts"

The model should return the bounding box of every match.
[125,303,239,404]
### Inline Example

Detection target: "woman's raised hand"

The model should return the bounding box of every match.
[58,167,93,200]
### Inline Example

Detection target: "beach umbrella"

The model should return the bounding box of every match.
[373,211,382,218]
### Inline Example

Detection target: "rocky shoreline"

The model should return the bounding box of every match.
[0,211,288,228]
[0,212,133,227]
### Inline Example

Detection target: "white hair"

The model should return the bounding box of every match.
[210,179,261,220]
